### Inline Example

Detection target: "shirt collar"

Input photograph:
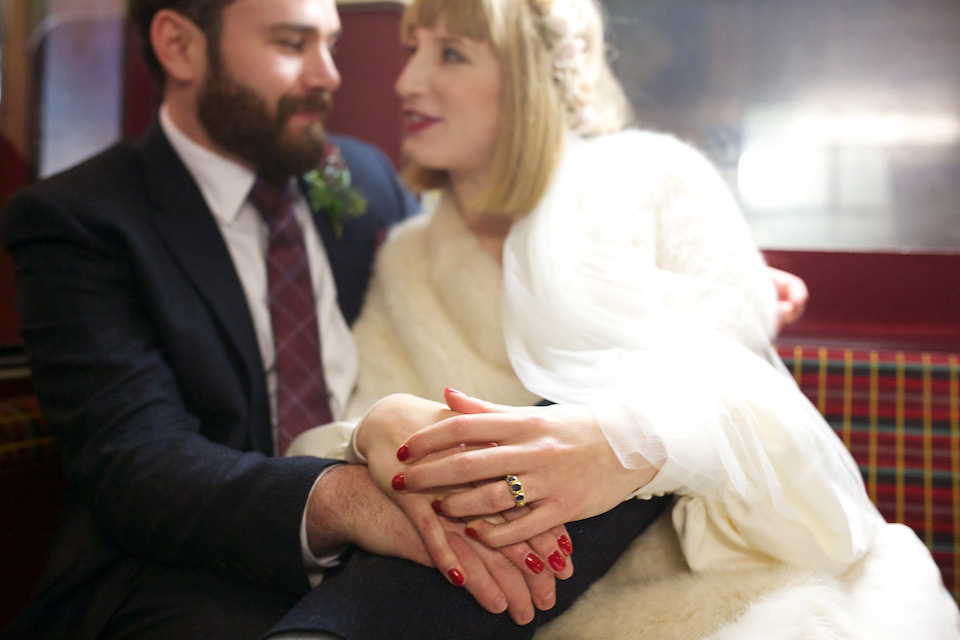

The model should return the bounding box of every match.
[159,104,261,225]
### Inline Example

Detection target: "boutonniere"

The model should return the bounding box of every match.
[304,143,367,240]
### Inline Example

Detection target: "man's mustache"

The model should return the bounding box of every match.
[277,91,333,122]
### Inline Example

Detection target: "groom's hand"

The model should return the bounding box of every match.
[306,463,539,623]
[306,464,430,565]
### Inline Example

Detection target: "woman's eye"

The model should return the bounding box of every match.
[442,47,466,63]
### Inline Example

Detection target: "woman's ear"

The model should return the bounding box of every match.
[149,9,207,85]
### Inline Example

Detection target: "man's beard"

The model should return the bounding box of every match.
[197,59,332,182]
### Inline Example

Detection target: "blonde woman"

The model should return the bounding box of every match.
[319,0,960,637]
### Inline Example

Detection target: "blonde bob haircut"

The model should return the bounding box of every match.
[400,0,633,218]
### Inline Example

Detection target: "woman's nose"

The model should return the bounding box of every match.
[395,51,427,99]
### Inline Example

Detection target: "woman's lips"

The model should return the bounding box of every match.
[403,111,439,133]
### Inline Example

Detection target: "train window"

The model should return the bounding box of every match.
[602,0,960,252]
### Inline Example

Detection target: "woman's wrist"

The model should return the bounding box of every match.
[589,404,661,497]
[352,395,398,463]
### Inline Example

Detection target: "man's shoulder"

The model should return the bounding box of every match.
[1,137,154,246]
[13,138,144,204]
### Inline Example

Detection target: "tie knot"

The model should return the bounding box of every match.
[249,177,294,225]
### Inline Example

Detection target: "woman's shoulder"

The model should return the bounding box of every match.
[380,199,432,245]
[569,130,731,214]
[372,190,462,270]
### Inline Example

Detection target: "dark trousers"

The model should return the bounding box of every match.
[266,496,670,640]
[5,497,668,640]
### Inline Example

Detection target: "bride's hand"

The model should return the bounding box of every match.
[391,389,659,548]
[356,394,574,620]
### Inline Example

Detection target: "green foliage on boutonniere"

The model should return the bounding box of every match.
[304,143,367,240]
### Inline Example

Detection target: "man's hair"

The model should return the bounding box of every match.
[127,0,240,88]
[400,0,631,218]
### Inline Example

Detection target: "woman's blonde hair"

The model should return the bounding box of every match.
[400,0,632,217]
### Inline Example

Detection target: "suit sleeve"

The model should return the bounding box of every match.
[3,177,337,595]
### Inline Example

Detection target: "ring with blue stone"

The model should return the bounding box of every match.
[505,474,526,508]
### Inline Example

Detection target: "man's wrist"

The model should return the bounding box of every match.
[305,464,358,556]
[301,465,347,585]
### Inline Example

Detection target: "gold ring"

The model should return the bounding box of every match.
[505,474,526,508]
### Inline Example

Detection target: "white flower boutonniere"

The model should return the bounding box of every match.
[304,143,367,240]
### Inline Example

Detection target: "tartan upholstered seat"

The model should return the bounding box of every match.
[777,344,960,604]
[0,395,55,468]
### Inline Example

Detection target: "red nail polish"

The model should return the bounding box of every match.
[431,499,443,515]
[558,535,573,556]
[396,444,409,461]
[464,527,479,541]
[448,568,465,586]
[391,473,406,491]
[525,553,545,574]
[548,551,566,572]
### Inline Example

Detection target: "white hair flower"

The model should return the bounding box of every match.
[529,0,594,132]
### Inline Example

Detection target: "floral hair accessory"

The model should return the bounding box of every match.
[529,0,597,133]
[303,143,367,240]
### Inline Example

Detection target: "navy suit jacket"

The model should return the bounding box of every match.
[1,122,416,637]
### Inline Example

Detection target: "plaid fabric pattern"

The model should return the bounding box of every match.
[0,395,55,469]
[250,178,333,454]
[777,344,960,604]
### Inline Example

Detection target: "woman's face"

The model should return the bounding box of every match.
[395,19,502,186]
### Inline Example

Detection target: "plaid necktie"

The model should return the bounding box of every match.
[249,177,334,454]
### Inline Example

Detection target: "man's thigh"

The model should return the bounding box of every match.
[269,496,671,640]
[101,562,300,640]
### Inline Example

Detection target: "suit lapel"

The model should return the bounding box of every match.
[137,124,271,452]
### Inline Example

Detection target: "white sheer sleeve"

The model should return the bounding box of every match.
[502,131,881,573]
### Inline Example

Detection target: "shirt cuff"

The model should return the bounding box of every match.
[300,464,347,588]
[286,419,359,460]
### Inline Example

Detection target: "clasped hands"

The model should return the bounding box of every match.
[354,389,657,624]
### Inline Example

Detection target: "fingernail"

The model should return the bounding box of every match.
[445,387,465,397]
[431,499,443,515]
[447,568,465,586]
[464,527,479,541]
[396,444,409,461]
[525,553,545,574]
[558,535,573,556]
[543,589,556,608]
[518,604,535,625]
[391,473,405,491]
[548,551,566,572]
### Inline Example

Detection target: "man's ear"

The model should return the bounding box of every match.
[150,9,207,85]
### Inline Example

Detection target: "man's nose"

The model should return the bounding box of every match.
[304,43,342,92]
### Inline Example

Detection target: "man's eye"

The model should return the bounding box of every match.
[279,39,306,52]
